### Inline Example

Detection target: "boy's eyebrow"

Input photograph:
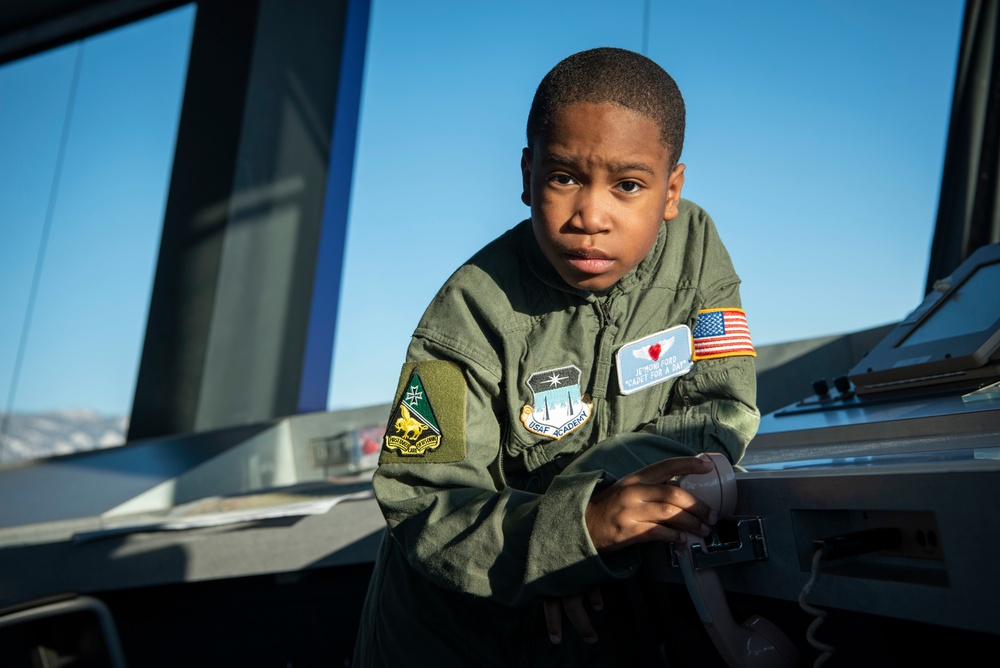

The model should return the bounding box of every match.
[543,152,657,176]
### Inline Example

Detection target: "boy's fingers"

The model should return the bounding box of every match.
[586,586,603,611]
[650,505,712,536]
[543,599,562,644]
[633,522,689,545]
[646,486,716,527]
[561,595,598,644]
[630,455,714,485]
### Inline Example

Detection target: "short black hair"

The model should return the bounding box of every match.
[526,47,686,167]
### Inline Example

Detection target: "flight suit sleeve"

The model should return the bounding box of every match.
[372,329,620,607]
[633,208,759,464]
[642,278,760,465]
[640,215,761,465]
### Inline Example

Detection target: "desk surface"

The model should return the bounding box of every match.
[0,487,385,607]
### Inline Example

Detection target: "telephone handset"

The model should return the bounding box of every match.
[674,453,799,668]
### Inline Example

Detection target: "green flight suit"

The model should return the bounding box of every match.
[353,199,759,666]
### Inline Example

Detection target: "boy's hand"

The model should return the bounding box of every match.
[543,587,604,645]
[585,456,718,553]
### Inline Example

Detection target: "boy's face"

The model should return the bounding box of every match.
[521,101,685,292]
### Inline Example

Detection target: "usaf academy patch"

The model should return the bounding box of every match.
[381,361,466,463]
[616,324,693,395]
[520,365,592,439]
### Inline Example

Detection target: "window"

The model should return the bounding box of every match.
[0,6,196,463]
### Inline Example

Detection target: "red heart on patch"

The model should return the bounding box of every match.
[648,344,661,361]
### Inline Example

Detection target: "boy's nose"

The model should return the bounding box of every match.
[570,189,613,233]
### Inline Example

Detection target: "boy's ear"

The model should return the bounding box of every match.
[663,163,686,221]
[520,148,532,206]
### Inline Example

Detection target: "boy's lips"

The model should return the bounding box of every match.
[563,249,614,274]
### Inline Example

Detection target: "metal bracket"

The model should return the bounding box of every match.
[672,516,768,570]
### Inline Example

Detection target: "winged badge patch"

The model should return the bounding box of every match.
[616,324,693,395]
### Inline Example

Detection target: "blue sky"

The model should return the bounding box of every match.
[0,7,193,417]
[0,1,966,417]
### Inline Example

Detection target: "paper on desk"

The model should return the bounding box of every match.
[72,489,373,543]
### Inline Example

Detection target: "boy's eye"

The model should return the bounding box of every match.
[617,181,642,193]
[549,174,577,186]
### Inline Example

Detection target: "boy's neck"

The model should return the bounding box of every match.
[589,284,617,298]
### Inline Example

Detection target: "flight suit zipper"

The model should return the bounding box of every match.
[592,296,618,442]
[600,299,613,324]
[498,418,508,486]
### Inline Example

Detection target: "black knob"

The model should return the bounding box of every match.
[834,376,852,394]
[812,378,830,397]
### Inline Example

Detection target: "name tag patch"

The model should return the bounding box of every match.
[616,325,693,395]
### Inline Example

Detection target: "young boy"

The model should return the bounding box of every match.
[353,47,759,666]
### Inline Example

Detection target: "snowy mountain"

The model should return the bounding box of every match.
[0,409,127,464]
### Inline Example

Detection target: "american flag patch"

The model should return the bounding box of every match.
[692,308,755,360]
